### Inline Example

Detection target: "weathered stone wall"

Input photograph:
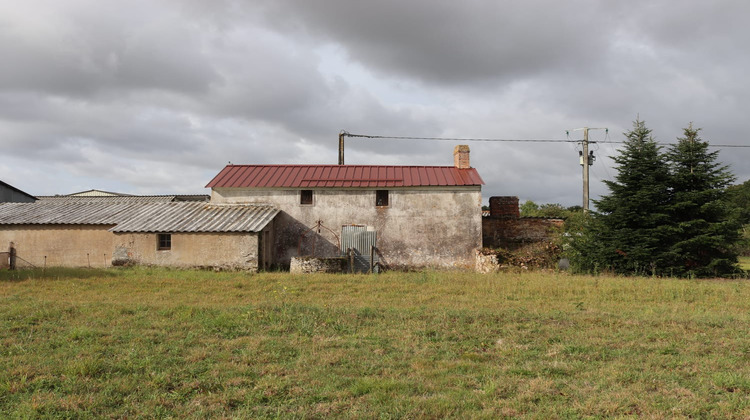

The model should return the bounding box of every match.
[211,187,483,269]
[482,217,564,250]
[0,225,116,267]
[113,232,261,271]
[0,226,264,270]
[289,256,347,274]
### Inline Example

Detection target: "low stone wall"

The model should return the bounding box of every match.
[475,249,501,273]
[290,256,348,274]
[475,242,563,272]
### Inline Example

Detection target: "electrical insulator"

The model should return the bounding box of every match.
[588,151,595,166]
[579,151,584,166]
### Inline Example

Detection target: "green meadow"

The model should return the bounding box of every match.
[1,268,748,418]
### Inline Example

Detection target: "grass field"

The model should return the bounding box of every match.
[1,268,749,418]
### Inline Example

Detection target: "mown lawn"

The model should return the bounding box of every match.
[1,267,749,418]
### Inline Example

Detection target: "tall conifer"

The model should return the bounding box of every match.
[664,124,740,276]
[571,119,672,274]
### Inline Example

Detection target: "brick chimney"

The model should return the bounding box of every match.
[489,196,520,219]
[453,145,470,169]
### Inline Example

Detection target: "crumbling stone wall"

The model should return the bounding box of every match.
[475,249,500,273]
[482,217,563,249]
[290,256,347,274]
[482,196,564,250]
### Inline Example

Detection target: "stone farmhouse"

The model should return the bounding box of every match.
[206,146,484,270]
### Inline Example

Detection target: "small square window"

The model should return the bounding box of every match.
[376,190,389,207]
[158,233,171,250]
[300,190,313,205]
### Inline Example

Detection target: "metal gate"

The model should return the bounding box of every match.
[341,225,378,273]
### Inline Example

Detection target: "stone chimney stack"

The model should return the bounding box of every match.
[453,145,470,169]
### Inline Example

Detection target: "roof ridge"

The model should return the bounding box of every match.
[224,164,465,168]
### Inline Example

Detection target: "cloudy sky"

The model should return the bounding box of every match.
[1,0,748,206]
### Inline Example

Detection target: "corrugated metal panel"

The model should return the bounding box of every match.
[206,165,484,189]
[36,196,200,203]
[0,202,278,233]
[111,203,279,233]
[341,225,378,273]
[69,190,123,197]
[0,202,142,225]
[0,180,37,202]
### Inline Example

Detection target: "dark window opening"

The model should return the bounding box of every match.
[158,233,171,250]
[300,190,313,205]
[376,190,389,207]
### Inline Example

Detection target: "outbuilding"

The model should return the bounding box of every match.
[0,180,36,203]
[0,201,278,271]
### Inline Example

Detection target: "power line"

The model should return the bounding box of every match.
[342,132,749,148]
[590,141,750,148]
[342,132,577,143]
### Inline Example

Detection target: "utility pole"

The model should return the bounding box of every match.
[570,127,606,213]
[582,128,590,213]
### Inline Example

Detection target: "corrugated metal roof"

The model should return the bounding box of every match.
[0,202,278,233]
[67,189,127,197]
[206,165,485,189]
[0,202,140,225]
[36,195,210,203]
[111,203,278,233]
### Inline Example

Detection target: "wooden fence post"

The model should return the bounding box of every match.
[369,245,375,274]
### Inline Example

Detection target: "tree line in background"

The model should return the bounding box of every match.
[529,119,748,277]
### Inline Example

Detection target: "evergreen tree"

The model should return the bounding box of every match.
[570,119,672,275]
[664,124,741,276]
[726,179,750,225]
[725,179,750,257]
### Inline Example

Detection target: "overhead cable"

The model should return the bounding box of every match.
[343,132,748,148]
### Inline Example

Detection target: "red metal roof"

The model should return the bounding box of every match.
[206,165,484,188]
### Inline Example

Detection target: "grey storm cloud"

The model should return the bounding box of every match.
[0,0,748,203]
[252,0,611,86]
